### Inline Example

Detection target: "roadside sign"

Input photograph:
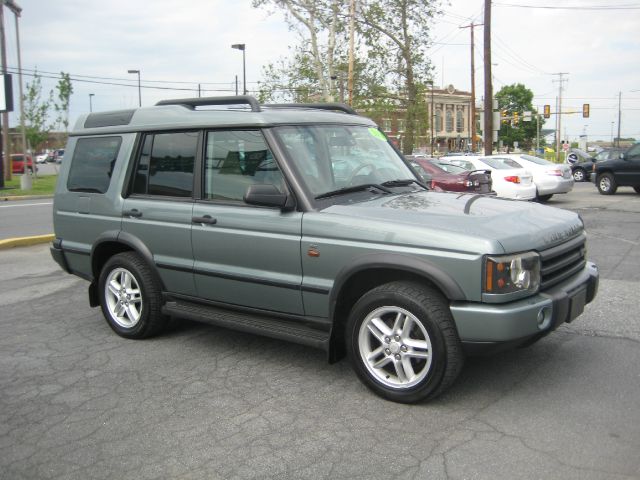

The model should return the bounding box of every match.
[563,143,569,151]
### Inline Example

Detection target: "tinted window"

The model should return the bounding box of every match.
[67,136,121,193]
[204,130,285,202]
[132,131,197,197]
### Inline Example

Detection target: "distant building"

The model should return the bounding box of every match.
[363,84,476,154]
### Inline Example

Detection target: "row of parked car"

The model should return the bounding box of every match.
[407,153,574,202]
[35,149,65,164]
[7,149,64,175]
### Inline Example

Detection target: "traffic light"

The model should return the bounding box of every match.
[543,104,551,118]
[582,103,590,118]
[513,111,519,125]
[501,110,508,124]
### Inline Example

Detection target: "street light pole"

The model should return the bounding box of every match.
[89,93,94,112]
[428,81,435,156]
[127,69,141,106]
[231,44,246,95]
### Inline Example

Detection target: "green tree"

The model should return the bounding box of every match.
[253,0,443,155]
[495,83,543,151]
[22,70,53,152]
[355,0,442,155]
[253,0,345,102]
[53,72,73,132]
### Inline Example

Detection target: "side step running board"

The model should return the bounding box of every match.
[162,300,330,351]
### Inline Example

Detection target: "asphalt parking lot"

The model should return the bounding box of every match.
[1,183,639,480]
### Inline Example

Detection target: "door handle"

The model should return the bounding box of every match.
[192,215,217,225]
[123,209,142,218]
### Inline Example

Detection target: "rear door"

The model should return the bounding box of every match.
[121,131,198,296]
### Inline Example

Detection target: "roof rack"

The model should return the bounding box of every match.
[155,95,261,112]
[263,103,358,115]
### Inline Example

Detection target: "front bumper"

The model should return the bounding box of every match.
[450,262,598,347]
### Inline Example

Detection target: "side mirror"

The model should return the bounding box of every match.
[620,152,626,160]
[244,184,295,211]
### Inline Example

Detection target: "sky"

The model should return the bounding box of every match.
[3,0,640,144]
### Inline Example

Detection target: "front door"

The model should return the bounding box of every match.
[191,129,304,315]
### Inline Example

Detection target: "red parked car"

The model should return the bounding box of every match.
[11,154,37,174]
[408,157,493,194]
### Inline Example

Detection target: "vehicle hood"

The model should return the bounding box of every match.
[317,191,583,254]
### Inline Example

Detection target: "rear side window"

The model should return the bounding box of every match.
[67,137,122,193]
[132,131,198,197]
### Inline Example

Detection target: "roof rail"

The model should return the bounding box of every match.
[156,95,261,112]
[263,103,358,115]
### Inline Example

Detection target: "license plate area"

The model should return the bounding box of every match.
[567,286,587,323]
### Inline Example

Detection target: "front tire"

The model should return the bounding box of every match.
[346,281,464,403]
[98,252,167,339]
[597,173,617,195]
[572,168,586,182]
[634,186,640,194]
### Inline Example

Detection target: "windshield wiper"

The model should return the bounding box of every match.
[315,183,393,200]
[381,178,429,189]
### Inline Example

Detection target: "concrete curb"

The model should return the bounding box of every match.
[0,234,55,250]
[0,195,54,201]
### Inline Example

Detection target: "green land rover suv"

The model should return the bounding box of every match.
[51,96,598,403]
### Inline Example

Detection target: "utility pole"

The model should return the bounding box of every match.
[460,22,482,152]
[483,0,492,155]
[552,72,568,162]
[347,0,356,105]
[617,91,621,147]
[0,4,10,183]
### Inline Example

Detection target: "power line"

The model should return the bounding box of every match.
[494,2,640,10]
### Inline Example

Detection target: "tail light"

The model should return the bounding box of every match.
[504,176,521,184]
[547,169,563,176]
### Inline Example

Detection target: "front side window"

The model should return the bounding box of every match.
[204,130,285,202]
[132,131,197,197]
[67,136,122,193]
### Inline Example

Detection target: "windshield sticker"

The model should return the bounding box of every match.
[368,128,387,141]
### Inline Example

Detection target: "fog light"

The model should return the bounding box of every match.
[537,307,552,330]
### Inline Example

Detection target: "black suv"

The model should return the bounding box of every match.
[571,148,624,182]
[594,144,640,195]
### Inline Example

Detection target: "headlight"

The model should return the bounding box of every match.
[483,251,540,296]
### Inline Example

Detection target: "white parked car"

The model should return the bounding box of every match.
[445,156,536,200]
[496,154,574,202]
[35,152,49,164]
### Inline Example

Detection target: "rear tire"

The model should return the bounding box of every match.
[597,173,617,195]
[98,252,167,339]
[536,194,553,203]
[634,186,640,194]
[346,281,464,404]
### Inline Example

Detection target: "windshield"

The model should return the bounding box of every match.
[274,125,417,197]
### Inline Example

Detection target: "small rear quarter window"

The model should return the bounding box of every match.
[67,136,122,193]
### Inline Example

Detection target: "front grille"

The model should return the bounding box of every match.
[539,235,587,290]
